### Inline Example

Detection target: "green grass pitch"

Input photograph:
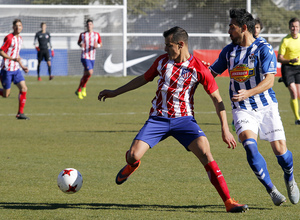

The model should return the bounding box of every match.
[0,75,299,219]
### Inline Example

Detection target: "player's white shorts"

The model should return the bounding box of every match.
[232,103,286,142]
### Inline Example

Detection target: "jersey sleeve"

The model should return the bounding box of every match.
[198,63,218,95]
[97,33,102,44]
[260,43,277,74]
[144,56,161,81]
[77,33,83,46]
[34,32,38,46]
[278,37,287,55]
[1,34,12,51]
[209,45,230,75]
[48,32,52,49]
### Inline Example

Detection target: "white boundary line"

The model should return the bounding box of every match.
[0,110,288,117]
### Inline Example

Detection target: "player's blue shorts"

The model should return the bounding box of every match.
[1,69,24,89]
[81,58,95,71]
[134,116,206,150]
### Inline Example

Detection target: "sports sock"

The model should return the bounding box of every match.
[48,66,51,76]
[125,150,140,166]
[242,138,274,192]
[276,150,294,182]
[0,89,3,97]
[37,64,40,77]
[77,75,91,91]
[82,74,91,88]
[290,99,300,120]
[204,160,230,202]
[18,91,27,114]
[77,77,83,92]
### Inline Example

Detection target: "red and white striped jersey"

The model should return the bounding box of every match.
[144,53,218,118]
[1,33,22,71]
[78,31,102,60]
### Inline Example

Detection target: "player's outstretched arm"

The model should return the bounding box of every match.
[98,74,148,102]
[209,89,237,149]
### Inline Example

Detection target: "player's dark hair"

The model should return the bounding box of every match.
[41,22,46,28]
[163,26,188,44]
[289,17,300,27]
[86,19,93,25]
[13,19,22,26]
[255,18,263,30]
[230,9,255,35]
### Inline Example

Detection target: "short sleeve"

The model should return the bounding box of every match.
[144,56,162,81]
[260,44,277,74]
[1,35,12,51]
[209,46,230,75]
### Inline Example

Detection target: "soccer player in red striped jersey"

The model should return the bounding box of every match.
[0,19,29,120]
[98,26,248,213]
[75,19,102,99]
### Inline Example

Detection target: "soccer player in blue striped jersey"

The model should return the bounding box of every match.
[210,9,299,206]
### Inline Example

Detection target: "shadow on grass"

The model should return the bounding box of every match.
[0,202,269,213]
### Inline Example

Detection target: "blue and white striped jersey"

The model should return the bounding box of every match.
[210,38,278,110]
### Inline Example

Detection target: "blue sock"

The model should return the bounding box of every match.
[242,138,274,192]
[276,150,294,182]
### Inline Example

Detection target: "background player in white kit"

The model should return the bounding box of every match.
[98,26,248,213]
[75,19,102,99]
[210,9,299,206]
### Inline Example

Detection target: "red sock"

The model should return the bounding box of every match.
[18,91,27,114]
[205,161,230,202]
[82,74,91,88]
[125,150,140,166]
[0,89,3,97]
[77,75,91,91]
[77,77,83,92]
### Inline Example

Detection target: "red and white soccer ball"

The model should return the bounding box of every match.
[57,168,83,194]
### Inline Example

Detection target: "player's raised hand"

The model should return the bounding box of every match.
[98,89,117,101]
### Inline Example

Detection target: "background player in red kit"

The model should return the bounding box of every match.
[98,26,248,213]
[0,19,29,120]
[75,19,102,99]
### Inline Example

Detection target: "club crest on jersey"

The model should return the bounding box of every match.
[229,64,255,83]
[181,69,191,79]
[248,53,256,69]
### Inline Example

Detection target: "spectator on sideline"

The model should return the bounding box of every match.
[0,19,29,120]
[210,9,299,206]
[278,18,300,124]
[98,26,248,213]
[75,19,102,99]
[34,22,54,81]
